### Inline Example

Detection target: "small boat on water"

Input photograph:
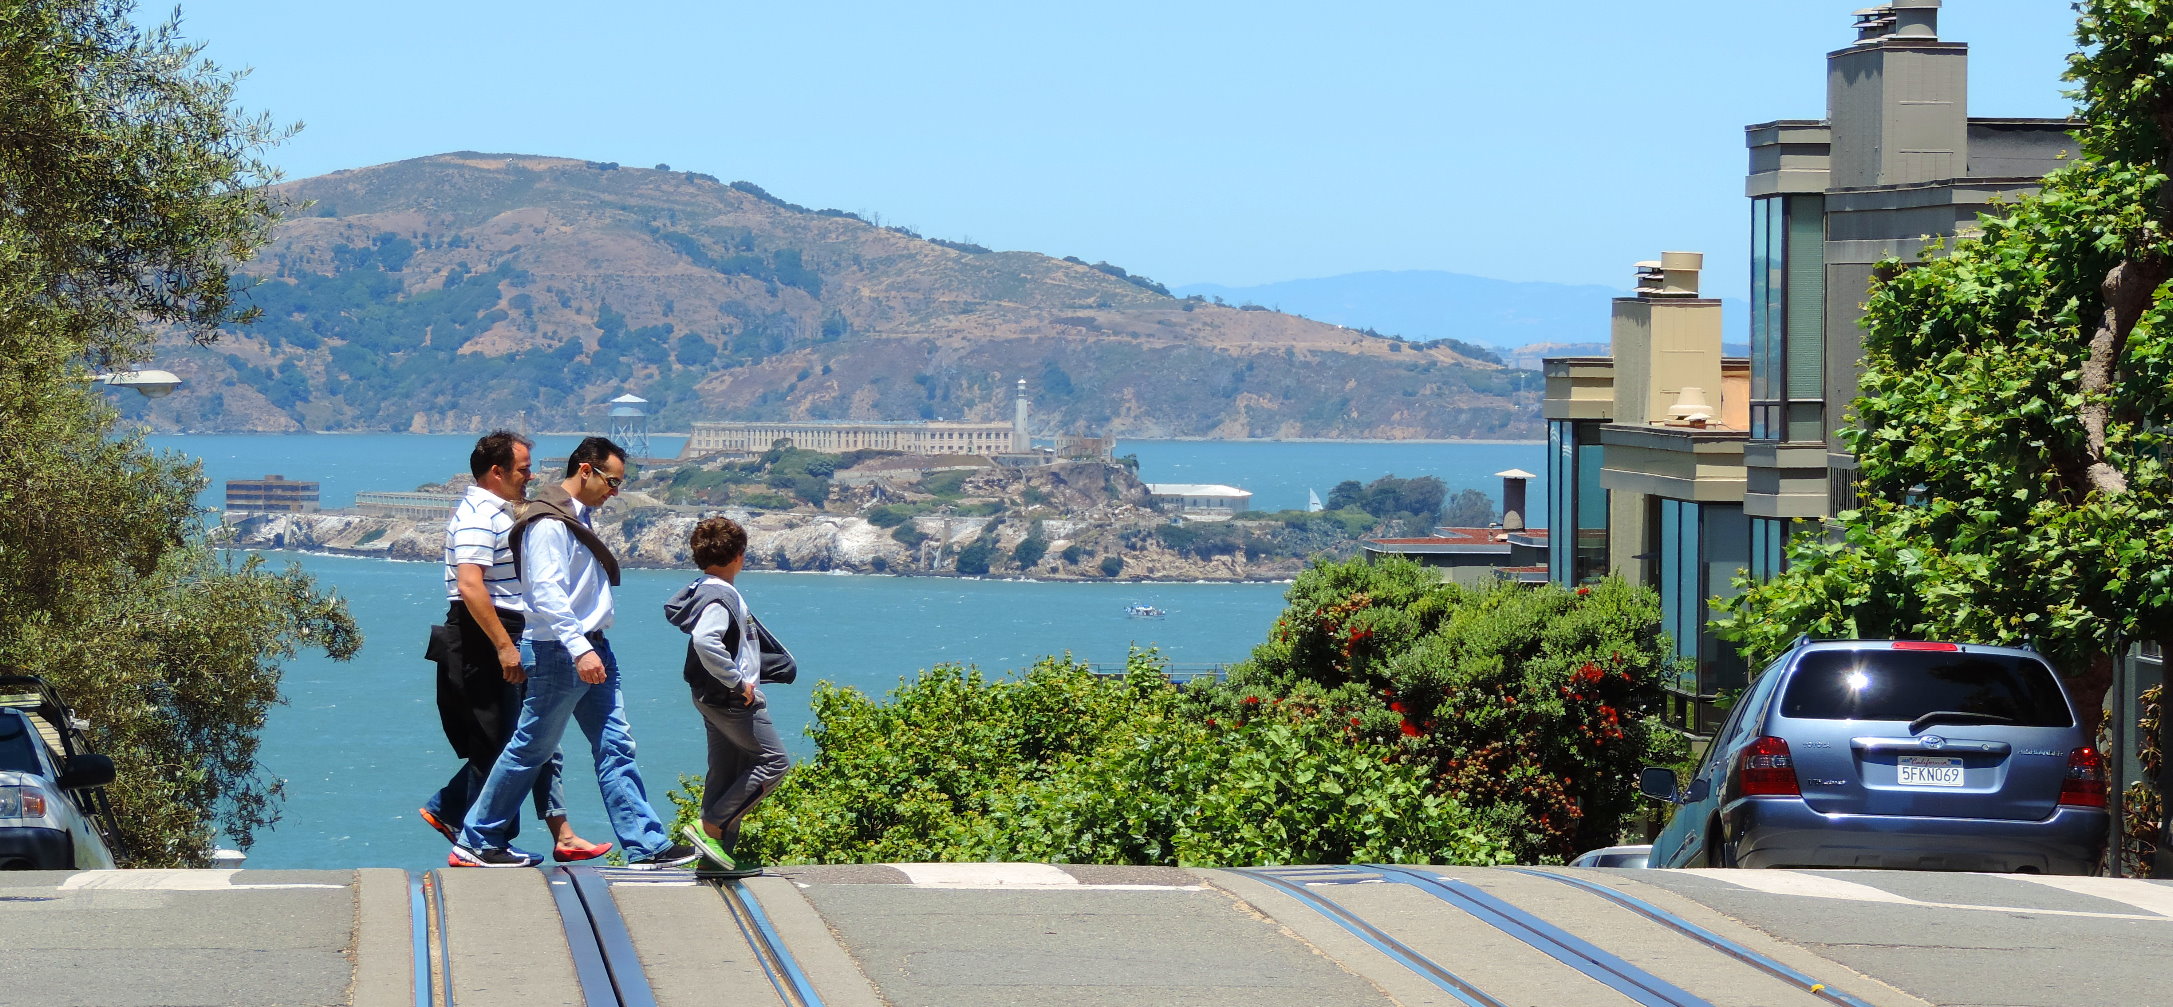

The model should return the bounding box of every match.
[1125,603,1166,619]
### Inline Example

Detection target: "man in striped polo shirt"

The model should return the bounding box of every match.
[420,430,608,863]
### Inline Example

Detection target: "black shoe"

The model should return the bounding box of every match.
[625,843,702,869]
[448,844,542,868]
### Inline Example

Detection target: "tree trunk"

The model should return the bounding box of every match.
[2076,256,2168,497]
[2074,650,2117,745]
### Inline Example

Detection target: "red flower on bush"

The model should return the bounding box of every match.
[1575,586,1590,596]
[1243,696,1260,705]
[1399,720,1422,737]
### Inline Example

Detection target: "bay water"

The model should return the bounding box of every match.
[136,434,1546,869]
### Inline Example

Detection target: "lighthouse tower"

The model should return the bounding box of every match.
[1012,379,1030,453]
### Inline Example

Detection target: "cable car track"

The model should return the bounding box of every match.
[407,865,823,1007]
[1231,864,1879,1007]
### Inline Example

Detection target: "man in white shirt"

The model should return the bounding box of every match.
[421,431,609,863]
[452,437,697,869]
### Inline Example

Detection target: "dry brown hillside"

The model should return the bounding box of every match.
[131,153,1540,438]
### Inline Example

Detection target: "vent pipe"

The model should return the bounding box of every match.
[1891,0,1938,38]
[1634,251,1703,298]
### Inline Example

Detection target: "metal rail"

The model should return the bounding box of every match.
[1225,866,1508,1007]
[1365,863,1708,1007]
[712,876,827,1007]
[545,865,660,1007]
[408,871,434,1007]
[1505,868,1879,1007]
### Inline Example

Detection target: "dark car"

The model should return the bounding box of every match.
[0,676,119,870]
[1641,639,2108,874]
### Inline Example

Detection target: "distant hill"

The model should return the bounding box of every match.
[127,154,1541,440]
[1175,270,1750,350]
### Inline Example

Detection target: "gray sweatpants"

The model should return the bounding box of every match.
[694,693,792,851]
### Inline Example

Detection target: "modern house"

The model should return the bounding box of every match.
[1544,0,2079,731]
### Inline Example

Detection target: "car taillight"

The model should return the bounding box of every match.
[0,785,46,818]
[2059,747,2108,808]
[1737,736,1800,797]
[1891,641,1960,651]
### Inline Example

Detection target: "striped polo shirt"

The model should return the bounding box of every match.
[442,485,525,611]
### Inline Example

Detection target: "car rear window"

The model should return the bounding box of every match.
[1779,650,2073,726]
[0,712,44,774]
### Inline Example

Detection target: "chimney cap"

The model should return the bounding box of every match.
[1494,468,1537,480]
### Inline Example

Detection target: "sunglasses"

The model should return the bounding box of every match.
[586,466,624,490]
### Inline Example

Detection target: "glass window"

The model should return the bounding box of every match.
[0,711,45,775]
[1779,650,2073,726]
[1574,430,1607,584]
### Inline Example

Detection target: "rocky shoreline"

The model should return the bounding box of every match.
[221,507,1316,583]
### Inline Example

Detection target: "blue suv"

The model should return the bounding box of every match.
[1641,639,2109,874]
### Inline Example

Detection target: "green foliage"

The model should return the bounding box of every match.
[1099,554,1124,577]
[955,537,995,576]
[1224,558,1684,862]
[0,2,357,865]
[1060,544,1084,565]
[890,524,928,548]
[1325,474,1448,534]
[919,470,970,498]
[672,655,1510,867]
[1012,533,1048,569]
[865,504,924,528]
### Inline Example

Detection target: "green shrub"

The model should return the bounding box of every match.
[1012,535,1048,569]
[890,524,927,548]
[667,654,1511,867]
[866,504,922,528]
[920,470,970,498]
[1219,557,1685,862]
[1099,555,1124,577]
[1060,544,1084,565]
[955,538,995,575]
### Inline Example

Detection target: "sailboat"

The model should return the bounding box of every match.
[1307,488,1324,513]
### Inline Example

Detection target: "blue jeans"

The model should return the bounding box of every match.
[457,635,669,857]
[424,676,567,844]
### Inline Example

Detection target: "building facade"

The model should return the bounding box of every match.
[687,380,1036,458]
[1544,0,2075,731]
[224,475,320,513]
[1145,484,1253,518]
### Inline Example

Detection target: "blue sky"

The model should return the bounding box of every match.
[177,1,2080,298]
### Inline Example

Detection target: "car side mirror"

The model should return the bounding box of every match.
[1637,767,1682,803]
[59,753,115,790]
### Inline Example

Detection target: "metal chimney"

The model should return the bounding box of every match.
[1496,468,1535,533]
[1891,0,1938,38]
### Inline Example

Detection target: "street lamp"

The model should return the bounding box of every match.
[91,369,182,398]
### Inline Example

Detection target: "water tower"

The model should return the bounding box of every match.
[607,393,651,462]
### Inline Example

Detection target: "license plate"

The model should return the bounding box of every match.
[1897,755,1964,787]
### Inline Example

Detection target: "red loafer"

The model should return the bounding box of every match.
[553,840,614,863]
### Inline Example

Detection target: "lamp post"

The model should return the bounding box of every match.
[91,369,183,398]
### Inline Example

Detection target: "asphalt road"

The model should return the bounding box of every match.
[2,863,2168,1006]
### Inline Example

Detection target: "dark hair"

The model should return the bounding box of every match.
[565,436,627,477]
[690,516,748,569]
[470,430,533,479]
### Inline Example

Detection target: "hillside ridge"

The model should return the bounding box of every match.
[128,153,1541,439]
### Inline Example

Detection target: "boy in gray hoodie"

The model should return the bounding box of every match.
[662,516,791,876]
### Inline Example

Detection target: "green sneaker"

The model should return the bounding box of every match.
[680,824,762,878]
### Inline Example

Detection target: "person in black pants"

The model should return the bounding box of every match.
[421,431,609,863]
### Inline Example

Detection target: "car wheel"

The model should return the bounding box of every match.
[1708,820,1739,869]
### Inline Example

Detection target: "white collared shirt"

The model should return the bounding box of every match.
[521,497,613,657]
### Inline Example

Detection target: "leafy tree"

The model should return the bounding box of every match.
[1012,532,1048,569]
[0,1,358,866]
[955,537,995,576]
[1440,487,1497,528]
[1716,1,2173,736]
